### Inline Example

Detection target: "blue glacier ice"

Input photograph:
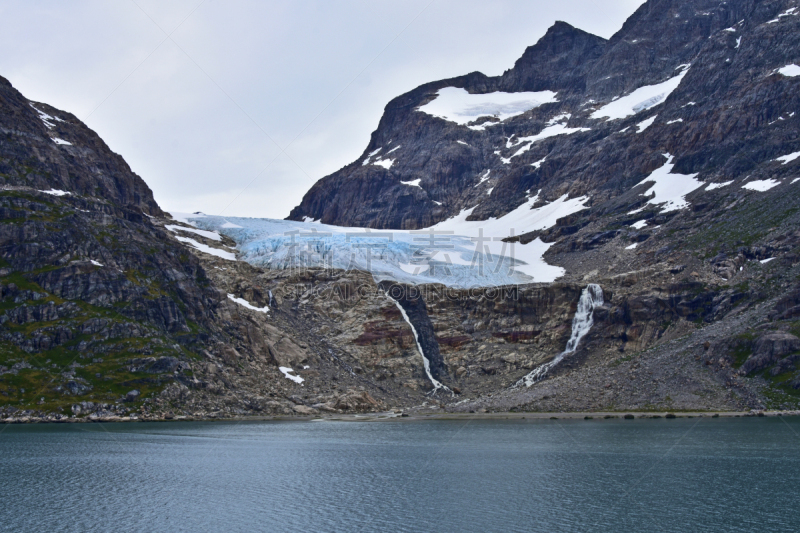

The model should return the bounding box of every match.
[171,193,589,288]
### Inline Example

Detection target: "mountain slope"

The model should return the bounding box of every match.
[0,77,353,420]
[279,0,800,413]
[288,0,799,230]
[5,0,800,421]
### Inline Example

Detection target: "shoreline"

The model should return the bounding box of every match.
[1,409,798,424]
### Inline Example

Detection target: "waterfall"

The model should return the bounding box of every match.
[516,284,603,388]
[385,293,452,396]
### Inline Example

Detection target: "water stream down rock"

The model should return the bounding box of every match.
[382,286,452,396]
[516,284,604,387]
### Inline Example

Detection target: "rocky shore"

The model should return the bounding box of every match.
[2,408,798,425]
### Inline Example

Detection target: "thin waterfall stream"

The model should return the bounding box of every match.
[385,292,452,396]
[515,284,604,388]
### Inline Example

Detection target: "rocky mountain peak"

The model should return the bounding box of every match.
[499,21,607,92]
[0,76,162,216]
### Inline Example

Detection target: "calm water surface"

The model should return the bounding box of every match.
[1,417,799,532]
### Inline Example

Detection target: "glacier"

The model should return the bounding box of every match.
[171,191,589,288]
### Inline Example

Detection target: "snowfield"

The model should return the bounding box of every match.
[165,224,221,241]
[705,180,733,190]
[591,67,688,120]
[418,87,558,126]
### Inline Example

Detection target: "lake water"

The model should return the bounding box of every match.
[1,417,799,532]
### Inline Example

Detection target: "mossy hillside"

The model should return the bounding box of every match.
[0,270,202,414]
[0,193,211,415]
[724,328,800,410]
[685,189,800,259]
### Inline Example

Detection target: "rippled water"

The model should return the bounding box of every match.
[2,417,800,532]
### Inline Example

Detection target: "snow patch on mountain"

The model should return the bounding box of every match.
[509,123,591,150]
[531,157,546,169]
[705,180,733,190]
[475,170,491,187]
[362,147,382,166]
[501,123,589,164]
[279,367,304,384]
[768,7,798,23]
[591,67,689,120]
[174,235,236,260]
[778,64,800,77]
[418,87,558,126]
[29,103,57,129]
[775,151,800,164]
[165,224,221,241]
[636,115,657,132]
[633,153,702,212]
[742,179,781,191]
[39,189,70,196]
[228,293,269,313]
[373,158,394,169]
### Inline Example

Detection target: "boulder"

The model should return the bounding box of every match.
[741,333,800,375]
[125,389,141,402]
[292,405,318,415]
[334,390,380,412]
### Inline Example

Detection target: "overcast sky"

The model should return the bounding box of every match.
[0,0,645,219]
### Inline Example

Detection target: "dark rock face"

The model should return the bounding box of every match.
[379,281,447,382]
[741,333,800,374]
[498,21,607,93]
[0,76,161,216]
[289,0,800,231]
